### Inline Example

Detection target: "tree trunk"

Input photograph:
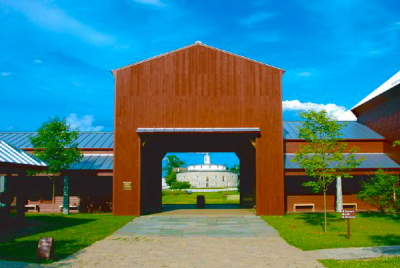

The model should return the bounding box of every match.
[324,190,327,233]
[52,178,55,216]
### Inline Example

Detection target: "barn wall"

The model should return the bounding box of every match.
[285,175,377,212]
[113,44,285,215]
[357,94,400,164]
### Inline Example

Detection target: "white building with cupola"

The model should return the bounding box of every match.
[176,153,238,188]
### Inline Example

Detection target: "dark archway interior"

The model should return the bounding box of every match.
[139,133,257,215]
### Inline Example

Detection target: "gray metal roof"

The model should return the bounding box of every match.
[284,121,384,140]
[66,153,399,171]
[69,154,113,170]
[284,153,400,169]
[137,128,261,133]
[0,122,384,150]
[0,132,113,149]
[0,140,47,168]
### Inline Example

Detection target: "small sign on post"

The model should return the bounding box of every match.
[37,237,54,260]
[342,210,356,239]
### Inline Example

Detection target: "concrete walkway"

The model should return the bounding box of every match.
[0,214,324,268]
[52,215,323,267]
[315,245,400,260]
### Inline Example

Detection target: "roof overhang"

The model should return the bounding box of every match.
[137,127,260,135]
[352,83,400,117]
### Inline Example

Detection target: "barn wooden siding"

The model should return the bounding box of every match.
[286,195,375,212]
[285,140,384,154]
[352,84,400,164]
[356,93,400,164]
[285,175,377,212]
[113,44,285,216]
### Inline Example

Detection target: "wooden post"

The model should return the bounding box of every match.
[63,175,69,215]
[16,171,26,227]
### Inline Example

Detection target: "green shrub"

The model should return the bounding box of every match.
[358,169,400,214]
[170,181,191,190]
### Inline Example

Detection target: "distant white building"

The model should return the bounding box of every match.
[176,153,238,188]
[162,178,169,189]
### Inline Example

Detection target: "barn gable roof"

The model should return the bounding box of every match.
[111,42,284,74]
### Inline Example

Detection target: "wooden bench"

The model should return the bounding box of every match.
[58,196,80,212]
[343,203,357,211]
[293,203,315,212]
[25,204,40,212]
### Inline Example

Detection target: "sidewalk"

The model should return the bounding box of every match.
[314,245,400,260]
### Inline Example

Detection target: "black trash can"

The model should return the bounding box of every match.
[197,195,205,209]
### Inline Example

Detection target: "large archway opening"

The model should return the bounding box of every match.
[138,131,257,215]
[161,152,240,211]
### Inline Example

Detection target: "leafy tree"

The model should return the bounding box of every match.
[229,164,240,174]
[358,169,400,214]
[165,171,178,187]
[170,181,191,190]
[163,155,186,177]
[292,110,364,233]
[30,116,83,215]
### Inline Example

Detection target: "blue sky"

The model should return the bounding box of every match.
[1,0,400,132]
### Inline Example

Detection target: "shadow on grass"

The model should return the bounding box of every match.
[297,213,341,231]
[0,215,95,243]
[369,235,400,247]
[358,211,399,220]
[0,239,80,263]
[0,216,98,263]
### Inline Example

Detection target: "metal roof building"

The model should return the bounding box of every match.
[0,140,47,170]
[283,121,384,140]
[284,153,400,170]
[0,121,384,150]
[0,121,398,172]
[0,132,113,149]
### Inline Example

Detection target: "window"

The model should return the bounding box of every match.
[222,176,225,182]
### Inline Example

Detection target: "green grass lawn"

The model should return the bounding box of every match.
[262,213,400,251]
[320,257,400,267]
[0,213,134,263]
[162,190,240,205]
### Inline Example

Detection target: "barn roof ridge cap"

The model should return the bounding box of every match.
[111,42,285,74]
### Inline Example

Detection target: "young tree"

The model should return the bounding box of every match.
[163,155,186,186]
[229,164,240,174]
[292,110,364,233]
[358,169,400,214]
[165,171,178,187]
[30,116,83,215]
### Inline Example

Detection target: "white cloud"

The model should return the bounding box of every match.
[1,72,12,77]
[66,113,104,131]
[283,100,357,121]
[1,0,115,46]
[240,12,275,26]
[34,59,43,64]
[296,71,312,77]
[132,0,166,7]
